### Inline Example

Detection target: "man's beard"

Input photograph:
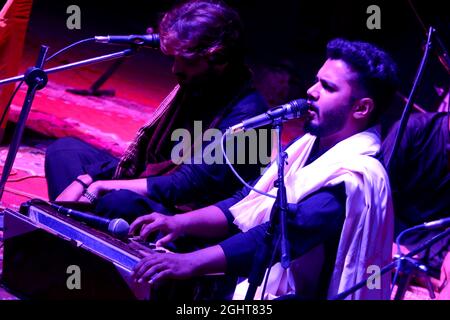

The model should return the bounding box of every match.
[304,104,350,137]
[177,68,220,91]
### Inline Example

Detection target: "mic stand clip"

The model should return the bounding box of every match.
[392,254,436,300]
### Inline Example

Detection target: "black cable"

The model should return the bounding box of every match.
[45,37,95,62]
[385,27,434,171]
[395,226,426,260]
[221,132,276,199]
[0,80,24,129]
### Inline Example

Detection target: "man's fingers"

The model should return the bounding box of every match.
[133,256,158,279]
[129,219,142,234]
[138,263,165,283]
[149,270,171,285]
[129,214,156,234]
[156,233,175,247]
[140,222,161,239]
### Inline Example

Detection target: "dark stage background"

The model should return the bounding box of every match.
[21,0,449,112]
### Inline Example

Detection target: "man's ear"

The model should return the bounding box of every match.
[353,98,375,120]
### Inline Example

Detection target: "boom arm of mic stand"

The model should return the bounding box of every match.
[0,48,136,87]
[0,47,137,202]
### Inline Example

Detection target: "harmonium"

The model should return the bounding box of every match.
[1,200,234,300]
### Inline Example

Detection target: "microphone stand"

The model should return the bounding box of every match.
[331,227,450,300]
[408,0,450,74]
[0,46,137,202]
[245,118,291,300]
[66,58,125,97]
[384,26,434,170]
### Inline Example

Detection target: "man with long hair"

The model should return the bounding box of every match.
[45,0,269,222]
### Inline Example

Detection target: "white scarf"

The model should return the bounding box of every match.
[229,128,394,300]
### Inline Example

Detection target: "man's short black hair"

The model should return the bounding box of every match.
[327,38,399,124]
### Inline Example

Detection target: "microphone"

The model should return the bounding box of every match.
[422,217,450,230]
[49,203,130,238]
[94,34,160,49]
[227,99,310,134]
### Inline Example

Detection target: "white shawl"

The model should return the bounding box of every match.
[229,128,394,300]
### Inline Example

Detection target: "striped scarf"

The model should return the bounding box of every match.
[113,85,181,179]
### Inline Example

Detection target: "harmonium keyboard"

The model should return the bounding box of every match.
[1,200,234,300]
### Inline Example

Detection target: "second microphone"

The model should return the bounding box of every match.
[227,99,310,134]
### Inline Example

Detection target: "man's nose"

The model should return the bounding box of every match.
[306,83,319,101]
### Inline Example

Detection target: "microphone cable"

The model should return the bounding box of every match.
[390,217,450,297]
[45,37,95,63]
[221,131,276,199]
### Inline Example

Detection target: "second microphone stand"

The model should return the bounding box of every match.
[245,119,292,300]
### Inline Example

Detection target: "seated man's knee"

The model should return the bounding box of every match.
[95,189,150,222]
[46,137,85,160]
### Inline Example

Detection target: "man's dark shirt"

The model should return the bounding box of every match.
[88,66,270,211]
[380,112,450,233]
[144,88,270,210]
[379,112,450,273]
